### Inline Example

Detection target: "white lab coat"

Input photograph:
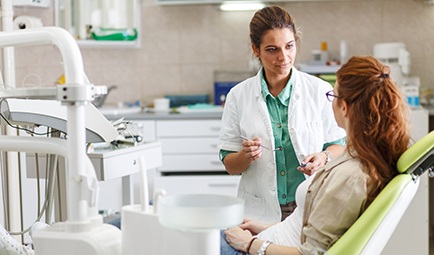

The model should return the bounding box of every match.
[218,67,346,223]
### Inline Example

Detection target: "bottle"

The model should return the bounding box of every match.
[320,41,329,65]
[340,40,348,65]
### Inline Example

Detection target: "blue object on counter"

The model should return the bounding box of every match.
[214,81,238,105]
[165,94,209,107]
[124,100,141,107]
[407,96,420,108]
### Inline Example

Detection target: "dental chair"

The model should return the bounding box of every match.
[327,130,434,255]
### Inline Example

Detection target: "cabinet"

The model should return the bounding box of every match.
[153,119,240,196]
[156,120,223,172]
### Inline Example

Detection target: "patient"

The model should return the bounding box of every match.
[222,56,411,255]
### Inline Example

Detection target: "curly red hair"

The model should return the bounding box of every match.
[336,56,411,205]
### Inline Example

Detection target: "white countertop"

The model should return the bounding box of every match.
[99,106,223,120]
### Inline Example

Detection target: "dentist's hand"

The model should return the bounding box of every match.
[241,137,263,162]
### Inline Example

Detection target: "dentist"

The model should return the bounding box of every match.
[218,6,346,223]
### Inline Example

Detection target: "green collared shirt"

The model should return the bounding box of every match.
[220,69,345,204]
[260,71,305,204]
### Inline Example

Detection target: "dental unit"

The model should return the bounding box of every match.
[0,25,244,255]
[0,26,122,255]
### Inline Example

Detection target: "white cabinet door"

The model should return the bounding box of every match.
[161,155,224,172]
[159,138,218,154]
[157,120,220,137]
[134,120,157,142]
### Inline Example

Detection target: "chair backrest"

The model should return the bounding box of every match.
[327,130,434,255]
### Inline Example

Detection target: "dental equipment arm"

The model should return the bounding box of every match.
[0,98,118,143]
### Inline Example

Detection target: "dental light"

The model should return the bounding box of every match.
[219,1,265,11]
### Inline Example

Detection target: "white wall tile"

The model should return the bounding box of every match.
[10,0,434,105]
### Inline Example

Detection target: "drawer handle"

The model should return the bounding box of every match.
[210,127,220,131]
[208,183,238,188]
[211,161,223,165]
[210,144,218,148]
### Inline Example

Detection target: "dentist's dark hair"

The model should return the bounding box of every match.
[249,6,299,50]
[336,55,411,206]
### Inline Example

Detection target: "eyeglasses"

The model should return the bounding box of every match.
[326,90,342,102]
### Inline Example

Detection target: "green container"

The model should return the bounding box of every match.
[91,27,138,41]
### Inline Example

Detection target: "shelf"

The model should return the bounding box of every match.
[297,64,341,74]
[76,39,140,49]
[55,0,141,49]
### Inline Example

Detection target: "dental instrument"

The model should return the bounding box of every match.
[240,135,282,151]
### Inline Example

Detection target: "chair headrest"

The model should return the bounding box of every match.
[397,130,434,175]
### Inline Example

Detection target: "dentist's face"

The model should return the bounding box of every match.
[252,28,297,78]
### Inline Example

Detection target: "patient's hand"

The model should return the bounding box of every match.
[297,152,326,175]
[239,218,274,235]
[224,226,253,252]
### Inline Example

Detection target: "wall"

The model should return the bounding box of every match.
[11,0,434,106]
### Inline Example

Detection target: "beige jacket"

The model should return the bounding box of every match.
[299,151,374,254]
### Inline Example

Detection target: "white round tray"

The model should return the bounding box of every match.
[158,194,244,230]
